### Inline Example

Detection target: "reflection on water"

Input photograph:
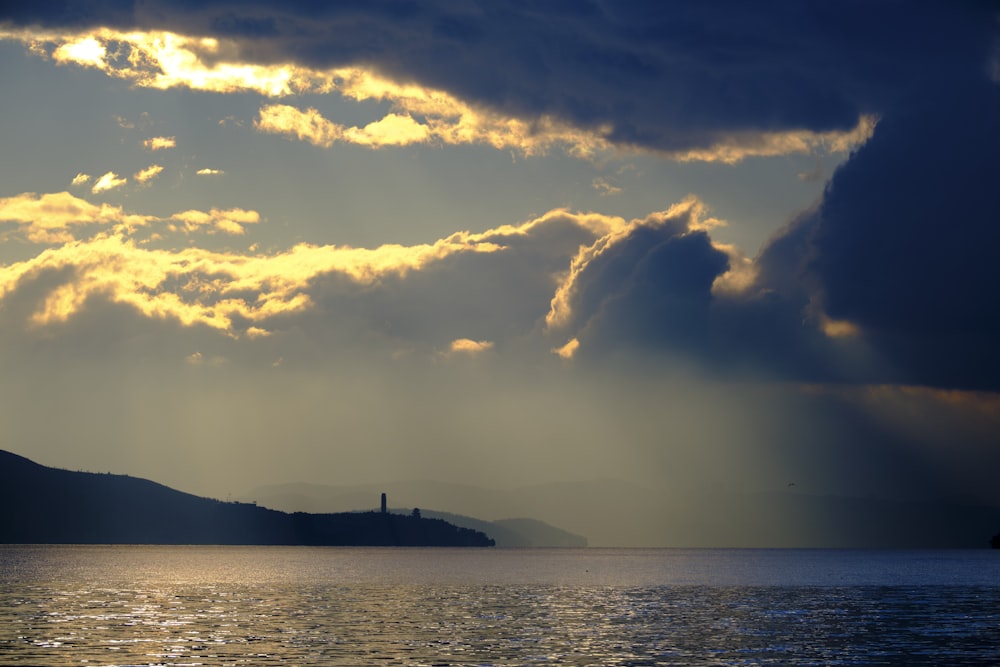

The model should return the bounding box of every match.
[1,546,998,666]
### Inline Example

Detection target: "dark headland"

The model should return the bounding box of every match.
[0,450,494,546]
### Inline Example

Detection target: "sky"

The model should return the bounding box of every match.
[1,1,999,546]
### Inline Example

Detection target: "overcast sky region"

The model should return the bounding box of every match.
[1,1,998,546]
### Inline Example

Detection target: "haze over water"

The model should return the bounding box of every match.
[2,546,998,666]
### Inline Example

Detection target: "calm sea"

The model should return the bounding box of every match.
[1,546,998,666]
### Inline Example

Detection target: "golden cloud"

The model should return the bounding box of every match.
[0,191,271,246]
[347,113,431,147]
[92,171,127,194]
[255,105,341,147]
[3,27,605,158]
[169,208,258,235]
[552,338,580,360]
[2,26,872,162]
[255,101,603,155]
[134,164,164,183]
[51,35,105,67]
[446,338,495,356]
[0,186,653,343]
[144,136,176,150]
[710,243,757,296]
[0,192,518,336]
[0,191,139,243]
[818,315,861,338]
[667,115,878,164]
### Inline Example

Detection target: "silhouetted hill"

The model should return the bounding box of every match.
[243,481,588,547]
[0,451,493,546]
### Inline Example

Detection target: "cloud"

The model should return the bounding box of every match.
[444,338,494,356]
[71,173,90,186]
[552,209,731,357]
[545,197,723,331]
[169,207,258,235]
[0,191,139,243]
[0,191,272,246]
[255,98,606,156]
[809,78,1000,391]
[39,28,310,96]
[4,2,993,163]
[6,103,1000,389]
[0,194,522,338]
[143,136,176,151]
[0,189,665,359]
[552,337,579,360]
[91,171,126,193]
[1,18,889,161]
[523,162,993,389]
[51,33,104,66]
[563,80,1000,391]
[196,168,224,176]
[257,105,439,149]
[591,177,622,197]
[134,164,164,184]
[666,116,877,165]
[254,105,340,148]
[349,113,431,147]
[18,25,605,159]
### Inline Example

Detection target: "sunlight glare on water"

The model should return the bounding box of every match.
[1,546,998,666]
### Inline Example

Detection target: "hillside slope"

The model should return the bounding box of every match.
[0,451,493,546]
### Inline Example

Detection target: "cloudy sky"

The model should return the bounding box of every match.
[1,1,998,545]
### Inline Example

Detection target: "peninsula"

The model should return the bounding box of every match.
[0,450,494,547]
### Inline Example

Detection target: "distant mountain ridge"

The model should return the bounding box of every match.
[0,450,493,546]
[416,511,586,548]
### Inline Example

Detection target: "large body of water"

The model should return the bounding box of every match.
[1,545,998,666]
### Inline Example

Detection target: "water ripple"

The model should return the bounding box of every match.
[2,546,999,666]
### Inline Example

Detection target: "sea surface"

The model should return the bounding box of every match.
[1,545,998,666]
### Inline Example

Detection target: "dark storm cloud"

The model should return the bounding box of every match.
[565,72,1000,391]
[811,77,1000,391]
[3,1,994,153]
[559,209,838,382]
[570,225,728,353]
